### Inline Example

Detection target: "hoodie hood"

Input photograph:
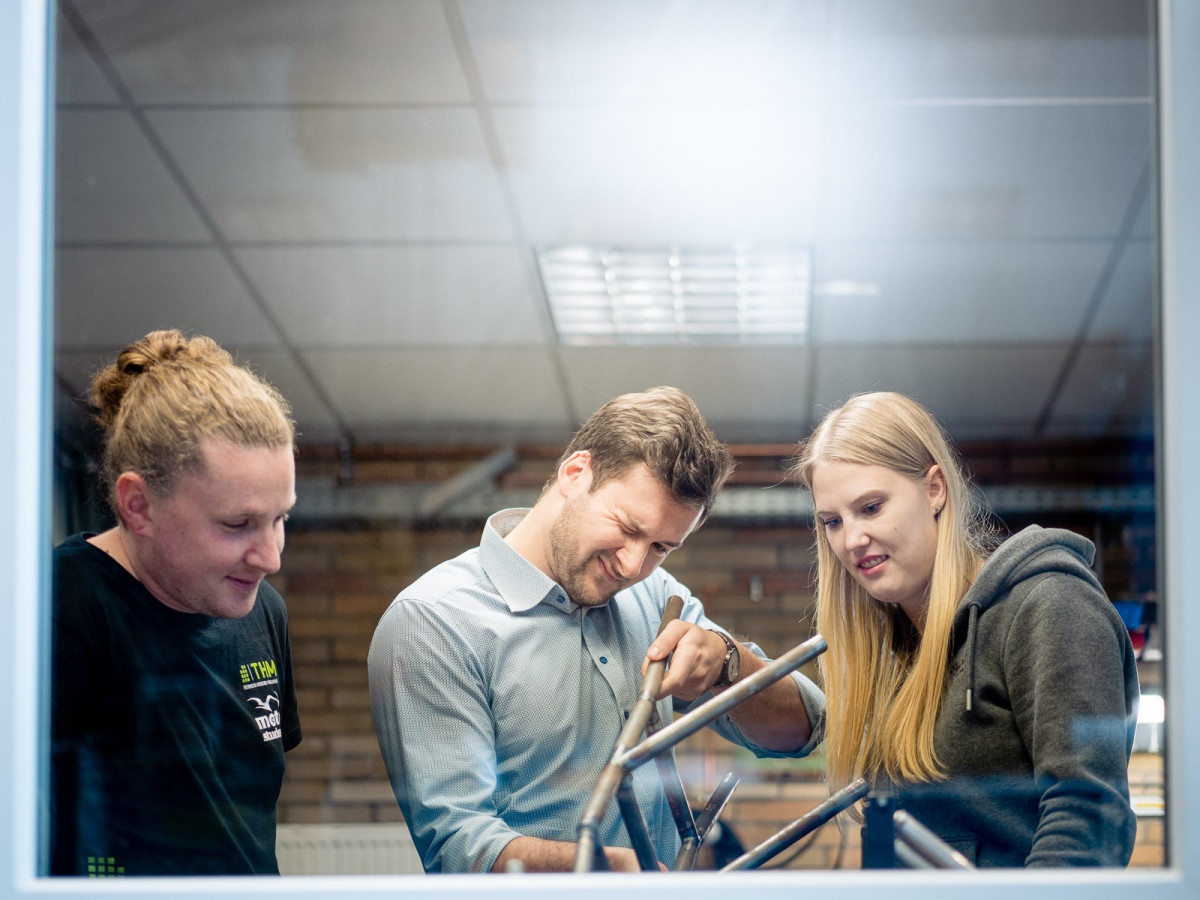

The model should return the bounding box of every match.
[954,525,1101,712]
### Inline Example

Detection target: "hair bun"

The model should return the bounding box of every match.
[90,329,230,430]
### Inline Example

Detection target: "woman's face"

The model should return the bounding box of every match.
[810,460,945,628]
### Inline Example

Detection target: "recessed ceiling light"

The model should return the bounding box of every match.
[536,244,812,345]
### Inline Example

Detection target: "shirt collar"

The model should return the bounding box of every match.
[480,509,574,614]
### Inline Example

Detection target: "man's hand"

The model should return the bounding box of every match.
[639,618,813,752]
[641,620,727,701]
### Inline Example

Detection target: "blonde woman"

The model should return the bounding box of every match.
[793,391,1137,867]
[50,330,300,875]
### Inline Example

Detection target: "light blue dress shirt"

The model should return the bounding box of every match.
[368,509,824,873]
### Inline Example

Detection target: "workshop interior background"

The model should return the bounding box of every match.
[50,0,1163,872]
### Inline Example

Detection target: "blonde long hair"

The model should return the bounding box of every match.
[793,392,993,790]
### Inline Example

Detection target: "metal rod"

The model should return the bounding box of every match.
[893,810,975,869]
[720,778,868,871]
[618,635,828,772]
[574,596,685,872]
[676,773,740,871]
[616,776,661,872]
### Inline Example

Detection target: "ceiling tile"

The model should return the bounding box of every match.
[810,343,1070,439]
[236,245,548,347]
[55,7,121,105]
[825,103,1153,242]
[558,345,813,442]
[1087,239,1154,342]
[146,108,515,242]
[494,105,824,244]
[1043,341,1154,438]
[837,0,1152,100]
[54,248,282,349]
[73,0,471,105]
[812,240,1111,343]
[461,0,832,104]
[55,110,211,243]
[299,347,573,441]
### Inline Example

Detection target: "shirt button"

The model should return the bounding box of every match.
[599,656,608,664]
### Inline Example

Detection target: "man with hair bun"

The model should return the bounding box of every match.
[369,386,824,873]
[50,329,302,876]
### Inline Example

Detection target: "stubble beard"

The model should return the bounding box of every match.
[546,498,618,608]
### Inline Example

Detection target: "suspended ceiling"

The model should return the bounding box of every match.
[51,0,1157,451]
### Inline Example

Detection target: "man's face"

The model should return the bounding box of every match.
[547,460,702,607]
[133,438,296,618]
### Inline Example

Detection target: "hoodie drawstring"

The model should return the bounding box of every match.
[964,601,982,712]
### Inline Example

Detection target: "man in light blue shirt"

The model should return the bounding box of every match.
[368,387,824,873]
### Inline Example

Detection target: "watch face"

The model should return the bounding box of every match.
[726,651,739,682]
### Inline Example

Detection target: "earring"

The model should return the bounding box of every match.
[933,504,943,515]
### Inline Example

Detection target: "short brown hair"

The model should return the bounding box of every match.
[557,386,735,523]
[90,329,295,515]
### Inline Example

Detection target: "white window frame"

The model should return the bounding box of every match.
[2,0,1197,897]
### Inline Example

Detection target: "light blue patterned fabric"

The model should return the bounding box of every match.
[368,509,824,873]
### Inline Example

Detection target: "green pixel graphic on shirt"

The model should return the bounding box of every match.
[240,663,250,683]
[86,856,124,877]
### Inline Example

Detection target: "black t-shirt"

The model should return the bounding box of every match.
[50,534,302,876]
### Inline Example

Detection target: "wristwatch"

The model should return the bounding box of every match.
[708,629,740,688]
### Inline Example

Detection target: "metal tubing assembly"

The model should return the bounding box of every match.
[575,596,828,873]
[893,810,975,869]
[574,596,684,873]
[619,634,828,773]
[675,773,739,871]
[720,778,868,871]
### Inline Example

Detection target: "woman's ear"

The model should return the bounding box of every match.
[927,464,948,513]
[114,472,155,536]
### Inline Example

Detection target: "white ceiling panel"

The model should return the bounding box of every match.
[462,0,832,105]
[825,103,1152,241]
[235,245,547,348]
[55,7,121,105]
[73,0,470,105]
[1043,341,1154,438]
[557,345,814,439]
[54,248,282,348]
[810,343,1070,438]
[299,348,574,439]
[837,0,1152,100]
[146,108,516,242]
[1087,239,1155,342]
[55,110,211,243]
[812,240,1112,343]
[51,0,1159,450]
[495,105,824,244]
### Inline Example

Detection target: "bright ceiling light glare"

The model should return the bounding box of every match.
[537,245,813,345]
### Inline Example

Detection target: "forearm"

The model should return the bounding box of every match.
[719,643,812,751]
[492,836,643,873]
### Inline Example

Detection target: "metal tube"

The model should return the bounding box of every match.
[719,778,868,871]
[892,810,975,869]
[574,596,685,872]
[616,776,662,872]
[619,635,827,771]
[676,773,740,871]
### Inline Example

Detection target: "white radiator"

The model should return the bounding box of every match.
[276,823,424,875]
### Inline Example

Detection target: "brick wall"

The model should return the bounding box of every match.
[269,515,1164,869]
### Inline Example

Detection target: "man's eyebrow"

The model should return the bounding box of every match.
[616,508,682,550]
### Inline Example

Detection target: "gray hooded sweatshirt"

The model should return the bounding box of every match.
[894,525,1139,867]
